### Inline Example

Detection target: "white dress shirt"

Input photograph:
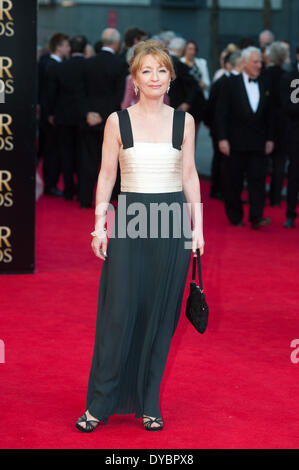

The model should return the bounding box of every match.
[101,46,115,54]
[242,71,260,113]
[50,54,62,63]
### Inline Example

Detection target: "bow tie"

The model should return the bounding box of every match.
[249,77,258,83]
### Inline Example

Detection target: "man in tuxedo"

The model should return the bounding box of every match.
[42,33,71,196]
[78,28,127,208]
[204,51,242,200]
[46,35,88,201]
[167,37,197,112]
[281,45,299,228]
[216,47,274,229]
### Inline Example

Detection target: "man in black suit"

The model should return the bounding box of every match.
[78,28,127,208]
[42,33,71,196]
[46,35,88,200]
[216,47,274,229]
[204,51,242,200]
[281,45,299,228]
[167,37,197,111]
[261,42,289,207]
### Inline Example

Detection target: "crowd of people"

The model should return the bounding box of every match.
[37,27,299,228]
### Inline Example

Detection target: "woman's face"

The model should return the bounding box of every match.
[134,54,171,98]
[185,43,196,59]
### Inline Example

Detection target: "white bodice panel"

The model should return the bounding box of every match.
[119,142,182,193]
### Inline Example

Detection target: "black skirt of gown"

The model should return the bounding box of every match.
[85,190,191,423]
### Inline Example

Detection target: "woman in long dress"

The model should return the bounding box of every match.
[75,40,204,432]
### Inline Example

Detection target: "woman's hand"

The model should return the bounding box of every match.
[91,235,108,260]
[192,229,204,256]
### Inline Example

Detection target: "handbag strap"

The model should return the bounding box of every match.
[192,249,203,289]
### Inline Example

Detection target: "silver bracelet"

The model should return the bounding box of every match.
[91,228,107,238]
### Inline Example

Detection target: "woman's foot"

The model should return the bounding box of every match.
[75,410,100,433]
[143,414,164,431]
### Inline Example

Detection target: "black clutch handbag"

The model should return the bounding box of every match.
[185,248,209,334]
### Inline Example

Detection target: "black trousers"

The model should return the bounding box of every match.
[222,150,268,224]
[57,125,80,198]
[269,136,287,206]
[42,122,61,191]
[286,136,299,220]
[37,108,48,166]
[210,136,223,196]
[221,153,237,223]
[37,121,46,166]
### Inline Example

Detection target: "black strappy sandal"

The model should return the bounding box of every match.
[75,412,100,433]
[143,415,164,431]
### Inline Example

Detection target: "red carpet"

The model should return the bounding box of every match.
[1,180,299,449]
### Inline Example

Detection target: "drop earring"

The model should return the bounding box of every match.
[167,82,171,94]
[134,84,139,96]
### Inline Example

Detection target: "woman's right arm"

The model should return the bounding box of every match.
[91,112,121,260]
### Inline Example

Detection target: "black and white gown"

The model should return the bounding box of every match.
[85,109,192,422]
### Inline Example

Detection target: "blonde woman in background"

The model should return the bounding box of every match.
[213,43,239,83]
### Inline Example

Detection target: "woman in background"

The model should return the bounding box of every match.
[212,43,239,83]
[181,40,210,140]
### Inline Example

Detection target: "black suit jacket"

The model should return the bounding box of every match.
[45,55,87,126]
[39,55,61,122]
[203,73,229,137]
[79,50,127,127]
[215,73,274,152]
[168,54,197,109]
[38,52,50,107]
[261,65,286,141]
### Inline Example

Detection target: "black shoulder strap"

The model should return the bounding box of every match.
[116,109,133,149]
[172,110,186,150]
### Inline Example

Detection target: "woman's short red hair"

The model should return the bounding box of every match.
[129,39,176,81]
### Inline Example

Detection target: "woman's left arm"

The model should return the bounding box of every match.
[182,112,204,256]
